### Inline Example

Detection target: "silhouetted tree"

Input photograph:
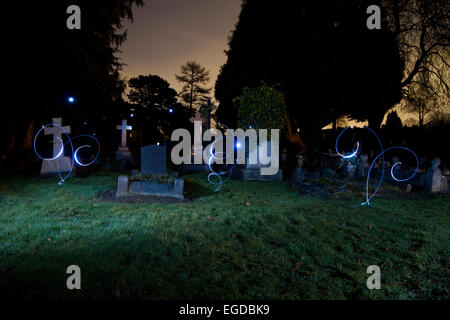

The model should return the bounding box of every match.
[128,75,178,110]
[402,71,440,127]
[4,0,143,159]
[127,75,192,143]
[382,0,449,91]
[235,83,287,131]
[215,0,403,137]
[176,61,211,110]
[382,0,450,125]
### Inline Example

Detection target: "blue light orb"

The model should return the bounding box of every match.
[236,142,241,148]
[68,96,75,103]
[169,108,173,113]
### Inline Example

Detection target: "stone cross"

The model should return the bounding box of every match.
[40,117,72,174]
[45,118,71,156]
[116,119,132,149]
[199,99,216,132]
[190,111,204,163]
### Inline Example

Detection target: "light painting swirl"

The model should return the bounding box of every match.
[335,126,419,205]
[34,123,100,184]
[207,123,238,191]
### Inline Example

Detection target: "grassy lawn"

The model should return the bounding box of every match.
[0,171,448,299]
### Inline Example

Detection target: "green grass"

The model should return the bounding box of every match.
[0,171,448,299]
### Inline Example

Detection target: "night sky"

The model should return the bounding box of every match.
[119,0,242,95]
[118,0,447,126]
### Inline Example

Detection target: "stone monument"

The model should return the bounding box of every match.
[141,144,167,175]
[40,117,72,174]
[425,157,447,193]
[116,119,132,158]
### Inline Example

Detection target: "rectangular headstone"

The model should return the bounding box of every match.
[141,144,167,175]
[116,175,129,197]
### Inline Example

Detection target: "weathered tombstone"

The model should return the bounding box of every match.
[234,140,282,181]
[124,144,184,199]
[182,111,209,172]
[425,157,445,192]
[40,117,72,174]
[115,119,133,170]
[336,157,346,176]
[347,161,356,178]
[116,119,132,157]
[291,155,304,186]
[141,144,167,175]
[440,176,448,193]
[116,144,184,199]
[116,175,129,197]
[358,154,369,178]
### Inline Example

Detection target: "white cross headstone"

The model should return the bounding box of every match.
[116,119,132,157]
[190,111,204,164]
[40,117,72,174]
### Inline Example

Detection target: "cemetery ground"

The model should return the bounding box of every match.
[0,171,448,300]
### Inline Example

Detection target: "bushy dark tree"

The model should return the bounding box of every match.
[128,75,178,110]
[215,0,403,137]
[127,75,192,144]
[3,0,143,159]
[385,111,403,129]
[235,83,287,131]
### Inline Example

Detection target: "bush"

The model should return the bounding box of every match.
[234,83,287,132]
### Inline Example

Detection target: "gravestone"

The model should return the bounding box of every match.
[141,144,167,175]
[116,175,129,197]
[234,140,282,181]
[358,154,369,178]
[116,119,132,157]
[346,161,356,178]
[116,144,184,199]
[40,117,72,174]
[183,111,209,172]
[425,157,446,192]
[291,155,304,186]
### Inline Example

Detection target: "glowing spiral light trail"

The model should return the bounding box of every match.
[74,145,92,166]
[207,123,238,191]
[335,127,360,159]
[34,124,100,184]
[33,126,67,161]
[335,126,418,205]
